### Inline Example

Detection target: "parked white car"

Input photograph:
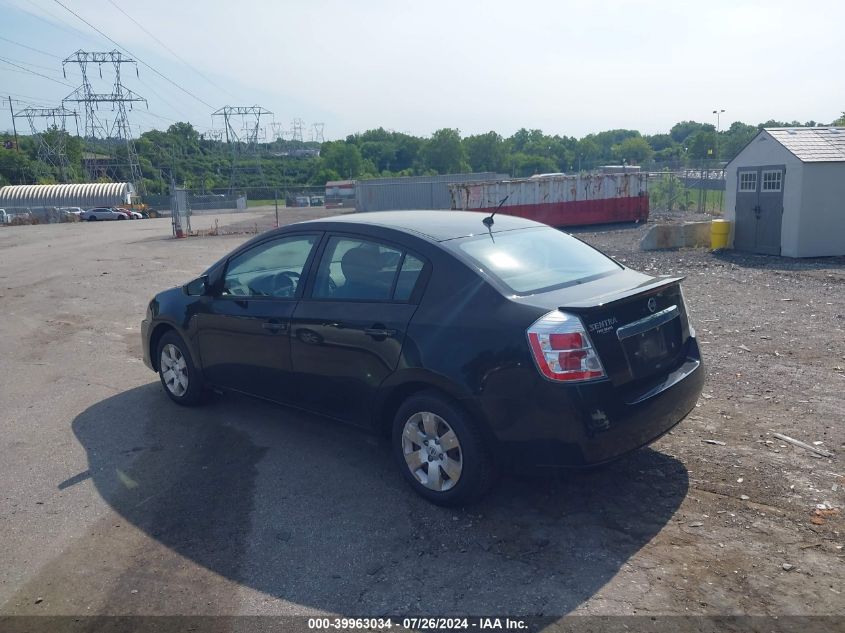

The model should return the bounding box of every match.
[59,207,85,217]
[80,207,125,221]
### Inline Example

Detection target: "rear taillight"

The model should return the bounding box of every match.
[527,311,606,382]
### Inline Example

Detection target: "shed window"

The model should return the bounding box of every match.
[762,170,782,192]
[739,172,757,192]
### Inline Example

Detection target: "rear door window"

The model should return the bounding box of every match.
[452,226,621,294]
[394,254,425,301]
[312,236,424,302]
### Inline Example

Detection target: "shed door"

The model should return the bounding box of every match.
[733,167,784,255]
[756,168,784,255]
[734,170,758,251]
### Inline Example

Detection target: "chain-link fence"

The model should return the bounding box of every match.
[144,186,328,213]
[646,160,726,215]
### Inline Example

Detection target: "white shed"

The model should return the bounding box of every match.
[724,127,845,257]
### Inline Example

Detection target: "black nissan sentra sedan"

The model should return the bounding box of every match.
[141,211,704,505]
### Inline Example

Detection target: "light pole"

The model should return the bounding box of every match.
[712,109,725,160]
[713,108,726,213]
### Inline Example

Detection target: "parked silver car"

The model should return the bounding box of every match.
[80,207,125,221]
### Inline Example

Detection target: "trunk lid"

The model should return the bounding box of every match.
[517,271,692,386]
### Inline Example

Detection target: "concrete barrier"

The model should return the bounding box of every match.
[640,221,713,251]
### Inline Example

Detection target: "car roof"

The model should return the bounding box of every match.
[297,210,545,242]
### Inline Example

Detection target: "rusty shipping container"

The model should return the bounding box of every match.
[355,172,506,212]
[448,173,649,227]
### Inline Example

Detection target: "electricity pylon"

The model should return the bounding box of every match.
[311,122,324,143]
[270,121,288,141]
[290,118,305,143]
[211,105,273,194]
[13,106,79,181]
[62,50,147,193]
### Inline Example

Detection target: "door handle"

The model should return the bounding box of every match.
[364,327,397,338]
[262,320,288,333]
[323,321,344,328]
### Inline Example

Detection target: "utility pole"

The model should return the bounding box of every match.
[8,96,19,153]
[62,50,148,193]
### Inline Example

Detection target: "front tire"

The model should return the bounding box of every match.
[392,391,496,506]
[156,331,206,406]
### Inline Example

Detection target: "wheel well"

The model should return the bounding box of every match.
[377,381,502,461]
[376,382,446,437]
[148,323,176,371]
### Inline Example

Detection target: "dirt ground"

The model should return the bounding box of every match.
[0,209,842,624]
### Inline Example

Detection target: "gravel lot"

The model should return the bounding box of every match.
[0,209,842,622]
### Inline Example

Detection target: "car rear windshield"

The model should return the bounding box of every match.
[453,226,621,294]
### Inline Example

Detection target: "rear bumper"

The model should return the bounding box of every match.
[484,338,704,467]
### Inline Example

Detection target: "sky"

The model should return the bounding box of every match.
[1,0,844,141]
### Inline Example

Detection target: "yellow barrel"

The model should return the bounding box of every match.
[711,219,731,249]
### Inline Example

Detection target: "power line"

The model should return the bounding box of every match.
[51,0,216,110]
[6,92,55,104]
[0,35,62,58]
[135,75,194,125]
[0,53,64,73]
[0,56,74,87]
[20,0,107,47]
[107,0,238,102]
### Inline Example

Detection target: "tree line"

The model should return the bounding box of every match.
[2,113,844,196]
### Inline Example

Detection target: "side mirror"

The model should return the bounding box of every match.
[185,275,209,296]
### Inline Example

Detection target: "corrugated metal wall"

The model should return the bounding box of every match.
[355,173,507,212]
[0,183,134,209]
[449,173,647,210]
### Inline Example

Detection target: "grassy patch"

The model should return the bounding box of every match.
[247,199,284,208]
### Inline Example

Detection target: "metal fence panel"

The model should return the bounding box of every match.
[355,173,507,212]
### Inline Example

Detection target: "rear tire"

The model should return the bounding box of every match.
[156,331,206,406]
[392,391,496,506]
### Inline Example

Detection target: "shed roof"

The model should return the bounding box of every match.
[766,127,845,162]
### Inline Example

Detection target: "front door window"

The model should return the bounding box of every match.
[223,234,318,299]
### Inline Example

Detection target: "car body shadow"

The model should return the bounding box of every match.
[69,383,688,615]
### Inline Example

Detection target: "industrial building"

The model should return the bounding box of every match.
[0,182,135,212]
[724,127,845,257]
